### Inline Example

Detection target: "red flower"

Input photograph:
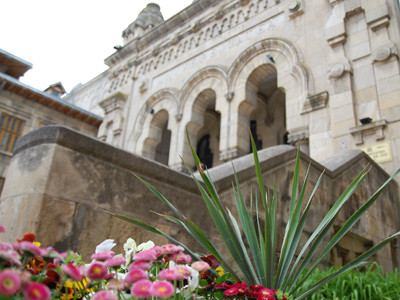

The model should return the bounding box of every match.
[215,282,231,289]
[224,287,239,297]
[200,255,221,268]
[17,233,36,243]
[257,288,276,300]
[250,284,264,291]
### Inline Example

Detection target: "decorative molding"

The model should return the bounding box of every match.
[220,148,246,161]
[287,127,309,144]
[288,1,304,19]
[175,113,182,122]
[350,119,387,145]
[328,62,352,79]
[130,0,282,78]
[302,91,329,114]
[366,5,390,32]
[327,33,346,47]
[225,92,234,102]
[373,45,398,63]
[99,92,127,114]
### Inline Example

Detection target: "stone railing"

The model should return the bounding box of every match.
[0,126,398,270]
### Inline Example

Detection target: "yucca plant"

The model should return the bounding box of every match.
[105,134,400,299]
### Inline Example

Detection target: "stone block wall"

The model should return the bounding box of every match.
[0,126,399,271]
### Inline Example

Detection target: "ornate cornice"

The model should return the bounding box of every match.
[99,92,127,114]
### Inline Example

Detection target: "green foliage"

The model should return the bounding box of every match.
[110,133,400,299]
[293,264,400,300]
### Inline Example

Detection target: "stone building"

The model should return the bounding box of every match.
[65,0,400,179]
[0,49,102,193]
[1,0,400,272]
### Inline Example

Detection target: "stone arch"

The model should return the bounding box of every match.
[226,38,312,156]
[171,66,228,171]
[131,89,178,165]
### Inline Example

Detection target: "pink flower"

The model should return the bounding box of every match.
[159,244,184,255]
[91,251,115,261]
[91,290,118,300]
[108,279,128,291]
[0,242,12,251]
[86,262,107,280]
[151,280,175,298]
[131,279,153,298]
[158,269,182,281]
[171,251,192,264]
[22,282,51,300]
[20,241,42,256]
[0,225,5,232]
[10,243,21,251]
[129,261,151,270]
[191,261,210,272]
[0,269,21,295]
[62,263,83,281]
[125,269,148,284]
[105,256,126,268]
[0,246,21,266]
[133,249,157,262]
[175,265,192,277]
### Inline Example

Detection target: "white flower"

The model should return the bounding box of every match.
[95,239,116,253]
[123,238,137,266]
[137,240,155,252]
[123,238,155,266]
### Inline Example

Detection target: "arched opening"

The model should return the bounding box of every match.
[188,89,221,169]
[245,64,287,152]
[143,109,171,165]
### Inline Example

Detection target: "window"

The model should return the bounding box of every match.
[0,114,24,152]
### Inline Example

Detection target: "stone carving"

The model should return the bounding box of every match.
[175,113,183,122]
[350,119,387,145]
[302,91,329,114]
[99,92,127,114]
[122,3,164,44]
[328,62,352,79]
[219,148,246,161]
[139,80,148,94]
[287,128,309,144]
[134,0,276,77]
[373,46,397,62]
[288,1,304,18]
[225,92,234,102]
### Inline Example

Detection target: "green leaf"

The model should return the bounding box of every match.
[294,231,400,299]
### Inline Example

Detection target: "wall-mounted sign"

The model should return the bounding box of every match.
[359,141,392,164]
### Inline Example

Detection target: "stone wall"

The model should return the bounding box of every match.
[0,126,399,271]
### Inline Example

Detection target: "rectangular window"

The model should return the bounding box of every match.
[0,114,24,152]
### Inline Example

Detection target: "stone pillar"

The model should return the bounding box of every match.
[326,0,357,142]
[98,92,127,147]
[366,1,400,125]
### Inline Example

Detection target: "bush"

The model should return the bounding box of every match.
[294,264,400,300]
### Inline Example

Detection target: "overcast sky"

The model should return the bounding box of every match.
[2,0,193,93]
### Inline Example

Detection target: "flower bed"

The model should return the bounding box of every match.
[0,226,285,299]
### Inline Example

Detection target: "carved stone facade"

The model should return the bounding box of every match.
[65,0,400,177]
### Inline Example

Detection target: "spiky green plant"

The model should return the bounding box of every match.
[105,135,400,299]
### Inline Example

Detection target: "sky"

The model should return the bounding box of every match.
[1,0,193,93]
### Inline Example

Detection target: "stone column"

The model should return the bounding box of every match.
[326,0,357,154]
[98,92,127,147]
